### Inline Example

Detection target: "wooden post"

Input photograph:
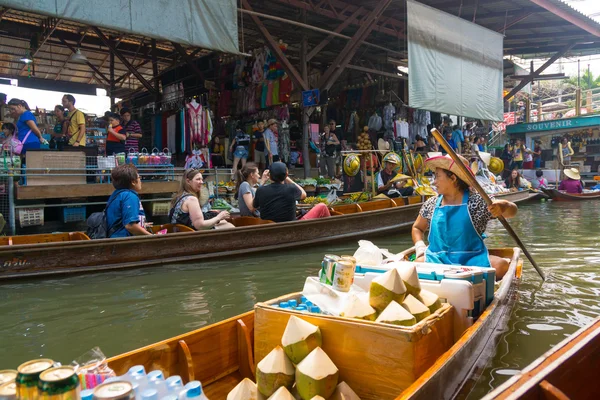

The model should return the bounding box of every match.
[586,89,593,113]
[110,49,115,110]
[576,88,582,116]
[301,32,312,179]
[537,101,542,122]
[151,39,160,104]
[370,157,376,195]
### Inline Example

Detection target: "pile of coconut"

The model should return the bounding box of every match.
[340,264,442,326]
[227,316,360,400]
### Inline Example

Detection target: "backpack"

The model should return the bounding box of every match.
[86,190,125,239]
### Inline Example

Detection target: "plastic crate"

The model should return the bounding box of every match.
[18,208,44,227]
[152,202,171,216]
[63,206,86,223]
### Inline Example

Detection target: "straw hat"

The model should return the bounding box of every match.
[424,154,474,186]
[377,138,390,154]
[267,118,278,126]
[478,151,491,167]
[488,157,504,175]
[390,173,411,183]
[564,168,581,180]
[382,152,401,165]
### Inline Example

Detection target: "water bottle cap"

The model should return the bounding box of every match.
[301,296,307,303]
[289,299,298,306]
[305,300,313,307]
[128,365,146,376]
[296,305,307,310]
[141,388,158,400]
[184,381,203,397]
[279,302,289,308]
[81,389,94,400]
[103,377,121,384]
[310,305,320,313]
[166,375,183,388]
[147,370,164,381]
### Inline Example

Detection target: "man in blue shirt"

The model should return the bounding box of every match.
[106,164,151,238]
[264,119,280,168]
[441,130,458,155]
[451,125,464,154]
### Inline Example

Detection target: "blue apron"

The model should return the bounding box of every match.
[425,192,491,267]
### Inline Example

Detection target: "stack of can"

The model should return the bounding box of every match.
[320,254,356,292]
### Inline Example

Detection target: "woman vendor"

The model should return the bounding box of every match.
[411,155,518,279]
[558,168,583,194]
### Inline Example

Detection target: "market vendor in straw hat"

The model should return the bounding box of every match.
[377,152,414,198]
[411,154,518,279]
[559,168,583,194]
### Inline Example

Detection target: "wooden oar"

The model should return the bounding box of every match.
[431,128,546,281]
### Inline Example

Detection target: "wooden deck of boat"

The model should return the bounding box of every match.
[483,317,600,400]
[105,247,521,400]
[542,188,600,201]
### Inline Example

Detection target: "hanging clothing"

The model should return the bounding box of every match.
[368,113,382,131]
[186,102,203,143]
[383,103,395,131]
[424,192,491,267]
[167,114,177,153]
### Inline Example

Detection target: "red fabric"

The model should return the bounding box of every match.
[558,179,583,194]
[523,161,534,169]
[107,125,123,143]
[300,203,331,220]
[279,75,292,103]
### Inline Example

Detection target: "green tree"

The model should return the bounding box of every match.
[564,69,600,91]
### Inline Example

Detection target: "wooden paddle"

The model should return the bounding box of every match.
[431,128,546,281]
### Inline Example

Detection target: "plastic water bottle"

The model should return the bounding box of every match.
[296,305,307,311]
[166,376,184,395]
[147,371,168,398]
[81,389,94,400]
[310,305,321,314]
[141,388,159,400]
[305,300,313,308]
[179,381,208,400]
[279,301,290,308]
[301,295,307,303]
[128,365,147,377]
[131,374,149,394]
[148,371,165,381]
[161,396,178,400]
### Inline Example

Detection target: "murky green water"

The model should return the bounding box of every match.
[1,201,599,398]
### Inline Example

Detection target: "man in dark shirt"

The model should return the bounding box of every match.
[253,162,306,222]
[253,120,266,169]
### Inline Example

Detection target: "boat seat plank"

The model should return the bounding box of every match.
[231,217,275,227]
[236,319,255,380]
[178,340,195,382]
[359,199,396,212]
[407,195,422,205]
[331,203,361,214]
[539,380,569,400]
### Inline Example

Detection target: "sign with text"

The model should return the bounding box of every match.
[302,89,320,107]
[506,116,600,135]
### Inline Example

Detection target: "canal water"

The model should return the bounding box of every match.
[1,200,599,398]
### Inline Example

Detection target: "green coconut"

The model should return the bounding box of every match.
[375,300,416,326]
[340,294,377,321]
[267,386,295,400]
[417,289,442,314]
[282,316,322,364]
[227,378,262,400]
[369,268,407,312]
[396,264,421,297]
[309,397,325,400]
[401,294,431,322]
[330,382,361,400]
[295,347,339,400]
[256,346,295,397]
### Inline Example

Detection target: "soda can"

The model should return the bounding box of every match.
[320,254,339,285]
[0,370,17,385]
[38,366,80,400]
[0,380,17,400]
[16,359,54,400]
[332,260,355,292]
[339,255,357,267]
[92,381,135,400]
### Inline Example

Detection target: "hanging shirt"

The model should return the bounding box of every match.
[186,102,203,144]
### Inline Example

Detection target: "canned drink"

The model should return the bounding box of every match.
[38,366,80,400]
[320,254,339,285]
[0,380,17,400]
[0,370,17,385]
[92,381,135,400]
[332,260,355,292]
[16,359,54,400]
[339,255,357,267]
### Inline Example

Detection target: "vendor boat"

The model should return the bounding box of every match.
[483,317,600,399]
[0,196,426,281]
[541,188,600,201]
[104,247,522,400]
[493,190,540,204]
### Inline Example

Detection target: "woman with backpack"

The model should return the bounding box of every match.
[319,125,339,179]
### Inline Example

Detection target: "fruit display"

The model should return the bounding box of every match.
[212,198,232,210]
[369,268,407,312]
[294,179,318,187]
[227,316,360,400]
[315,177,331,186]
[341,192,371,204]
[356,132,372,151]
[302,196,331,206]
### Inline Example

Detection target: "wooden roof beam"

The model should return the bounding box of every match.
[57,36,111,85]
[528,0,600,37]
[306,6,363,62]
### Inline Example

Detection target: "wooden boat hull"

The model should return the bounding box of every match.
[493,190,537,204]
[541,188,600,201]
[103,248,521,400]
[483,317,600,400]
[0,201,422,281]
[396,247,522,399]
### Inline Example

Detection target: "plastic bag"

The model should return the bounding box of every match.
[325,189,338,205]
[353,240,383,267]
[72,347,116,390]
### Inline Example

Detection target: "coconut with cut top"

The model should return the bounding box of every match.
[369,268,407,312]
[295,347,339,400]
[396,264,421,297]
[267,386,295,400]
[330,381,361,400]
[281,316,322,364]
[227,378,261,400]
[375,300,416,326]
[417,289,442,314]
[340,294,377,321]
[256,346,295,397]
[402,294,431,322]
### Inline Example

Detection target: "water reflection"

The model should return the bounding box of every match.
[1,201,599,400]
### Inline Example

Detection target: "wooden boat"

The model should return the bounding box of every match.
[105,247,522,400]
[493,190,541,204]
[541,188,600,201]
[0,196,425,281]
[483,317,600,399]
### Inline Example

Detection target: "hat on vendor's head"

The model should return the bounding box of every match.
[425,154,474,186]
[478,152,492,167]
[564,168,581,180]
[267,119,278,126]
[377,138,391,154]
[382,152,401,165]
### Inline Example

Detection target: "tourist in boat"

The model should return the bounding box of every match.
[7,98,46,154]
[253,162,330,222]
[414,135,427,153]
[504,169,530,191]
[170,169,234,230]
[229,125,250,180]
[531,170,549,190]
[559,137,574,167]
[377,154,414,198]
[411,154,518,279]
[105,112,126,156]
[106,164,151,238]
[559,168,583,194]
[235,162,268,217]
